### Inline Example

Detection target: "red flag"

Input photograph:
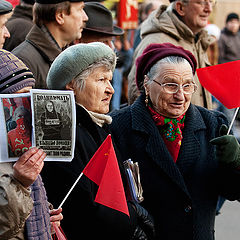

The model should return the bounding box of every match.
[52,222,67,240]
[82,134,129,216]
[196,61,240,109]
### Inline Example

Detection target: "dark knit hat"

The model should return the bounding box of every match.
[0,0,12,15]
[226,13,239,23]
[136,43,197,90]
[84,2,124,36]
[0,49,35,94]
[35,0,85,3]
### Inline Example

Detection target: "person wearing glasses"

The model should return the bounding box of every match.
[110,43,240,240]
[128,0,216,109]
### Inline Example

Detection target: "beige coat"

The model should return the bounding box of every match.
[128,4,215,109]
[0,163,33,239]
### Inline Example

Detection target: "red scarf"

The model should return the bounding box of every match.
[148,105,185,162]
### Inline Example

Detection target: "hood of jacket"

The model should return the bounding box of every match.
[140,4,214,51]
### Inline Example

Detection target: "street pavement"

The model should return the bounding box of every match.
[215,200,240,239]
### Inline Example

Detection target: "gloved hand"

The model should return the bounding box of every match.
[210,124,240,168]
[131,202,155,240]
[132,226,148,240]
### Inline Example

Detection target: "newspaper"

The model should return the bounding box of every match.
[31,89,76,161]
[0,90,76,162]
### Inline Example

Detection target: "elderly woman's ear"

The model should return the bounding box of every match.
[65,81,74,92]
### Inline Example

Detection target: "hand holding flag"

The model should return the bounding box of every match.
[58,134,129,216]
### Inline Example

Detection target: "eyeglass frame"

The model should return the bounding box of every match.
[152,80,198,94]
[183,0,217,8]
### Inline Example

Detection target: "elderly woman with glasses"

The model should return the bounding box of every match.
[110,43,240,240]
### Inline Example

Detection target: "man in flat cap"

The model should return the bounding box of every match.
[12,0,88,89]
[128,0,216,109]
[0,0,12,48]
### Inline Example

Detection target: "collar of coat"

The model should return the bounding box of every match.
[26,24,62,63]
[131,94,206,135]
[129,94,208,197]
[141,4,215,51]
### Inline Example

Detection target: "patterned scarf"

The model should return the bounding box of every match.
[148,105,185,162]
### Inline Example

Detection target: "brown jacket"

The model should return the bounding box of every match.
[12,25,62,89]
[128,5,214,109]
[0,163,33,239]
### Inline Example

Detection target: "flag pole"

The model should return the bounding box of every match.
[227,107,239,135]
[58,172,83,209]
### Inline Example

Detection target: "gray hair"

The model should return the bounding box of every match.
[145,56,193,86]
[71,57,115,91]
[171,0,189,10]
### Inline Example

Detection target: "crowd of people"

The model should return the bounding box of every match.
[1,0,240,239]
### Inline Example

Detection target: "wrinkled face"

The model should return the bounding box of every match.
[0,13,11,48]
[179,0,213,34]
[144,62,193,118]
[73,66,114,114]
[63,2,88,43]
[46,102,54,112]
[226,19,240,34]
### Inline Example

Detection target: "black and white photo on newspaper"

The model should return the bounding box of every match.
[30,89,76,161]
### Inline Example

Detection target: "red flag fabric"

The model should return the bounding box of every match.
[52,222,67,240]
[196,61,240,109]
[82,134,129,216]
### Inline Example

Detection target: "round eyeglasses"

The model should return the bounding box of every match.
[153,80,198,94]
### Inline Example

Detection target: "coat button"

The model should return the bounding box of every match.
[184,205,192,213]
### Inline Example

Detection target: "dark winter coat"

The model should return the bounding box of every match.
[41,105,137,240]
[110,94,240,240]
[12,25,62,89]
[218,28,240,64]
[4,4,33,51]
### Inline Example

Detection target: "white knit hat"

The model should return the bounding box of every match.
[47,42,116,90]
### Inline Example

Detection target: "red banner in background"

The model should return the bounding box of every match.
[6,0,19,7]
[118,0,138,29]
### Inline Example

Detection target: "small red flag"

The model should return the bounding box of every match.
[196,61,240,109]
[52,222,67,240]
[82,135,129,216]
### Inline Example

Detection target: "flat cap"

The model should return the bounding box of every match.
[0,0,12,15]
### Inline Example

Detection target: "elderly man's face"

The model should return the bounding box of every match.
[0,13,11,48]
[144,62,193,118]
[73,66,114,114]
[177,0,213,34]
